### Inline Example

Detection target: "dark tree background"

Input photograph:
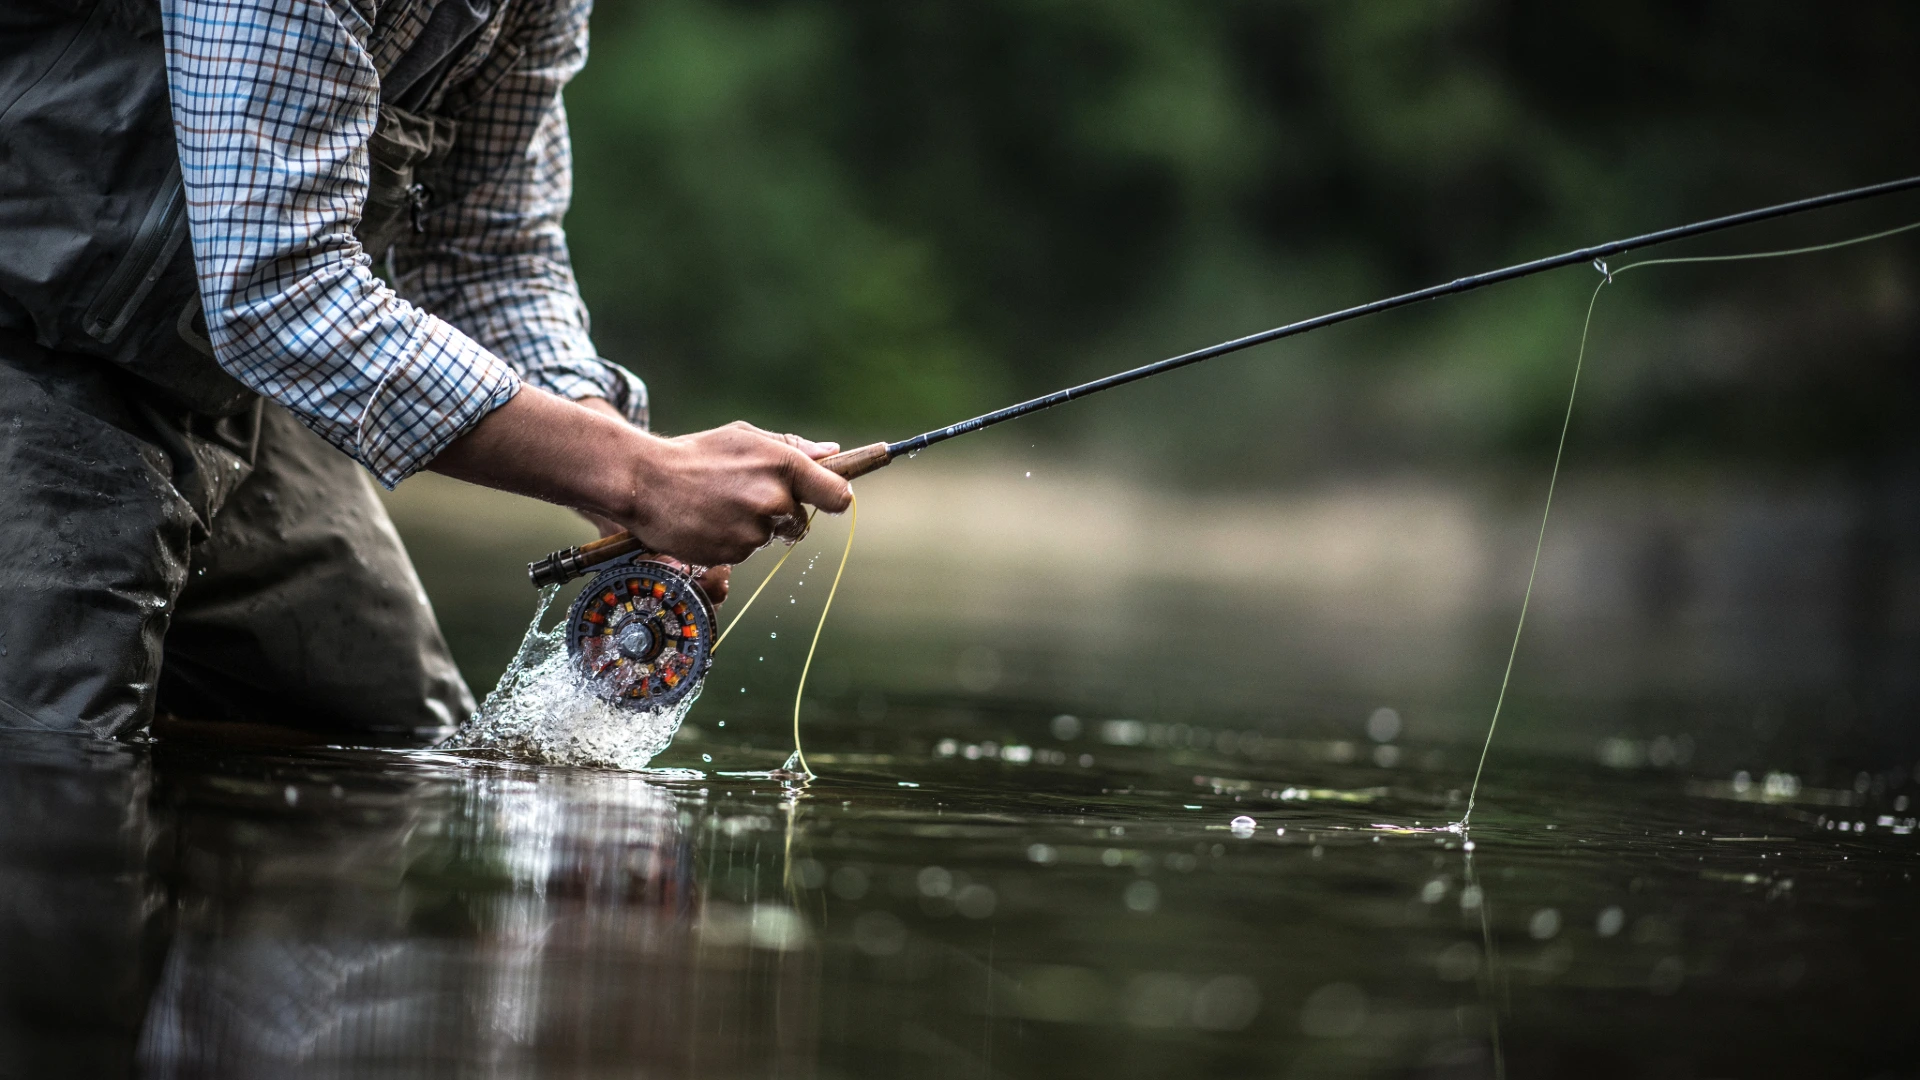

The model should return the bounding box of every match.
[563,0,1920,486]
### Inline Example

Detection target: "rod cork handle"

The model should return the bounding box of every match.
[527,441,894,587]
[817,440,892,480]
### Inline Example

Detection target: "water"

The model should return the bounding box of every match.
[441,585,698,770]
[5,703,1917,1078]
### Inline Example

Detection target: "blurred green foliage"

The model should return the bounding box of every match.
[564,0,1920,484]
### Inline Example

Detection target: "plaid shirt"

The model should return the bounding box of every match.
[161,0,645,487]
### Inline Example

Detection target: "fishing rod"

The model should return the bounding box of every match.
[530,172,1920,590]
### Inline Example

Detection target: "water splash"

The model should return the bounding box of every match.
[440,585,698,770]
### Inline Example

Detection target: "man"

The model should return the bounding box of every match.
[0,0,850,742]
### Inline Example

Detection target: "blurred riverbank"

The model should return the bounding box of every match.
[383,454,1920,778]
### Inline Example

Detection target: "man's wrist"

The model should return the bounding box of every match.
[577,420,657,530]
[575,396,673,535]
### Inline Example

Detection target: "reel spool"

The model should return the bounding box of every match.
[564,556,717,709]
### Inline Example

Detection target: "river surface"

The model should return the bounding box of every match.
[5,701,1916,1079]
[6,464,1916,1077]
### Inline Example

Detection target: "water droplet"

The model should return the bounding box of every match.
[769,632,778,639]
[702,754,712,762]
[1229,815,1257,837]
[955,883,997,919]
[1528,903,1559,937]
[1597,905,1625,938]
[1024,471,1031,478]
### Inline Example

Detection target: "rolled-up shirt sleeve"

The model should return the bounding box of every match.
[391,0,649,430]
[162,0,522,488]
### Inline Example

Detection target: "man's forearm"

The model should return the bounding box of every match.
[427,386,644,523]
[426,388,854,567]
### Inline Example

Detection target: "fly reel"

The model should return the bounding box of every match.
[564,556,716,709]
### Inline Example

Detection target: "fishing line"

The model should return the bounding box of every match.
[712,512,817,655]
[1457,218,1920,828]
[706,497,858,779]
[783,492,857,779]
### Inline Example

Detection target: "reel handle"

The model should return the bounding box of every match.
[526,441,892,587]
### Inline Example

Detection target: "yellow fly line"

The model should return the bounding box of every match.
[709,493,860,779]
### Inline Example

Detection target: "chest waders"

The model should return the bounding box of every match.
[0,0,504,740]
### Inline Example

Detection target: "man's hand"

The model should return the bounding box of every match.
[567,398,742,603]
[621,421,849,562]
[426,388,852,582]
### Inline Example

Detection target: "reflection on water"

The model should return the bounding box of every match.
[4,711,1918,1078]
